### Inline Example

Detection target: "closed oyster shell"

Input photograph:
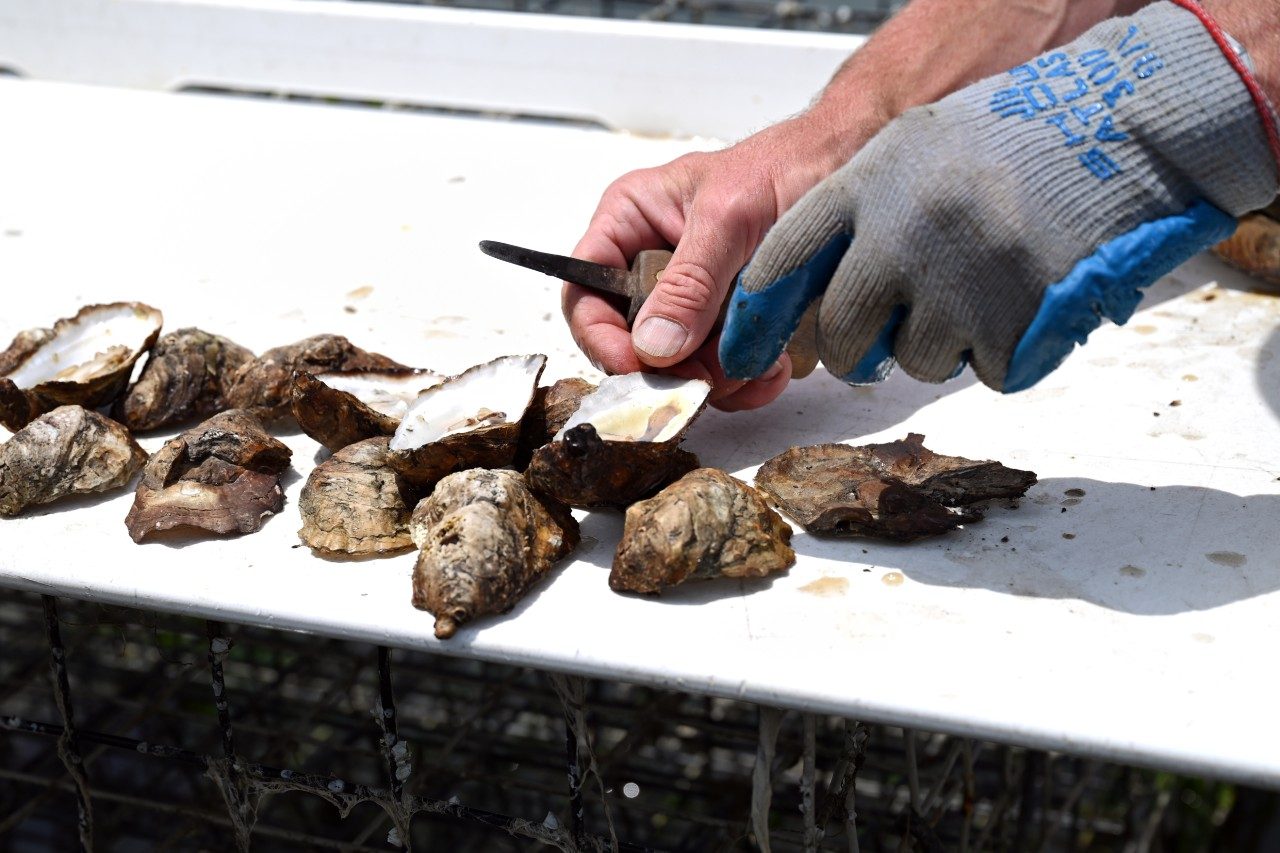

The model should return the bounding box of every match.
[388,354,546,490]
[291,368,443,452]
[525,374,709,509]
[1214,203,1280,287]
[125,409,292,542]
[409,468,578,639]
[0,303,164,431]
[754,434,1036,541]
[222,334,404,420]
[298,437,419,556]
[0,406,146,517]
[610,468,794,594]
[113,328,255,431]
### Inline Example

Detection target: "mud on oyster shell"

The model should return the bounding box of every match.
[409,468,579,639]
[524,373,709,509]
[514,377,596,469]
[298,437,420,556]
[388,354,546,490]
[292,368,443,452]
[610,468,795,594]
[0,406,147,517]
[114,328,255,432]
[0,303,164,431]
[125,409,293,542]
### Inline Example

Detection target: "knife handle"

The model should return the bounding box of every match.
[626,250,821,379]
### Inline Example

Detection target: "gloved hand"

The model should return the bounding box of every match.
[719,0,1280,393]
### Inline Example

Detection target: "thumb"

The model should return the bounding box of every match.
[630,195,761,368]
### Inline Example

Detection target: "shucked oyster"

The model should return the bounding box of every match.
[525,374,709,509]
[388,355,546,490]
[0,303,164,431]
[125,409,292,542]
[222,334,404,420]
[610,468,795,594]
[291,368,443,452]
[298,437,419,556]
[113,328,255,431]
[755,434,1037,541]
[410,468,579,639]
[0,406,146,517]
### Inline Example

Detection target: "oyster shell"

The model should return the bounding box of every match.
[0,303,164,431]
[125,409,292,542]
[754,434,1036,541]
[222,334,404,420]
[113,328,255,431]
[291,368,443,452]
[1214,203,1280,287]
[298,437,419,556]
[0,406,146,517]
[525,374,709,509]
[388,354,546,490]
[515,377,596,468]
[409,468,579,639]
[610,468,794,594]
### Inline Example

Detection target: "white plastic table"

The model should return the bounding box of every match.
[3,78,1279,789]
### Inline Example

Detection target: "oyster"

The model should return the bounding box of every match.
[0,406,146,517]
[754,434,1037,541]
[1214,202,1280,287]
[515,377,596,468]
[525,373,709,509]
[298,437,419,556]
[610,468,795,594]
[125,409,292,542]
[222,334,404,420]
[291,368,443,452]
[388,354,546,490]
[0,303,164,431]
[113,328,255,431]
[409,468,579,639]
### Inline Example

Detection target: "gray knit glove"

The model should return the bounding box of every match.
[720,0,1280,392]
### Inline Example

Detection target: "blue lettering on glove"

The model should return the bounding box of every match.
[1004,199,1237,393]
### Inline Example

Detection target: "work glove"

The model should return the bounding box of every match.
[719,0,1280,392]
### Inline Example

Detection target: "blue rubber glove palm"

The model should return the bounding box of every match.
[720,0,1280,392]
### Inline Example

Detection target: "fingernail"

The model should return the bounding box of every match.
[760,359,786,382]
[633,317,688,359]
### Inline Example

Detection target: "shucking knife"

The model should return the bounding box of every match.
[479,240,820,378]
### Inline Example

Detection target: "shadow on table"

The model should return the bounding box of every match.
[791,476,1280,616]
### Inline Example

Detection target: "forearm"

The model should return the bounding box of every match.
[1203,0,1280,107]
[797,0,1156,167]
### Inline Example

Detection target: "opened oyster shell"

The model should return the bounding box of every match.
[515,377,596,468]
[0,303,164,431]
[222,334,404,420]
[125,409,292,542]
[611,468,794,594]
[298,437,419,556]
[410,468,579,639]
[291,368,443,452]
[388,354,546,490]
[113,328,255,431]
[755,434,1036,541]
[0,406,147,517]
[525,373,709,509]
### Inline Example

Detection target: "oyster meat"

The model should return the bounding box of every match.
[610,468,795,594]
[525,373,708,509]
[410,468,579,639]
[125,409,293,542]
[0,406,147,517]
[113,327,255,431]
[291,368,443,452]
[222,334,404,420]
[0,303,164,431]
[515,377,596,468]
[388,354,546,490]
[755,434,1037,541]
[298,437,419,556]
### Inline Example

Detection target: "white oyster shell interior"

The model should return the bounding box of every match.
[390,354,545,450]
[556,373,710,443]
[4,305,162,389]
[316,370,444,419]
